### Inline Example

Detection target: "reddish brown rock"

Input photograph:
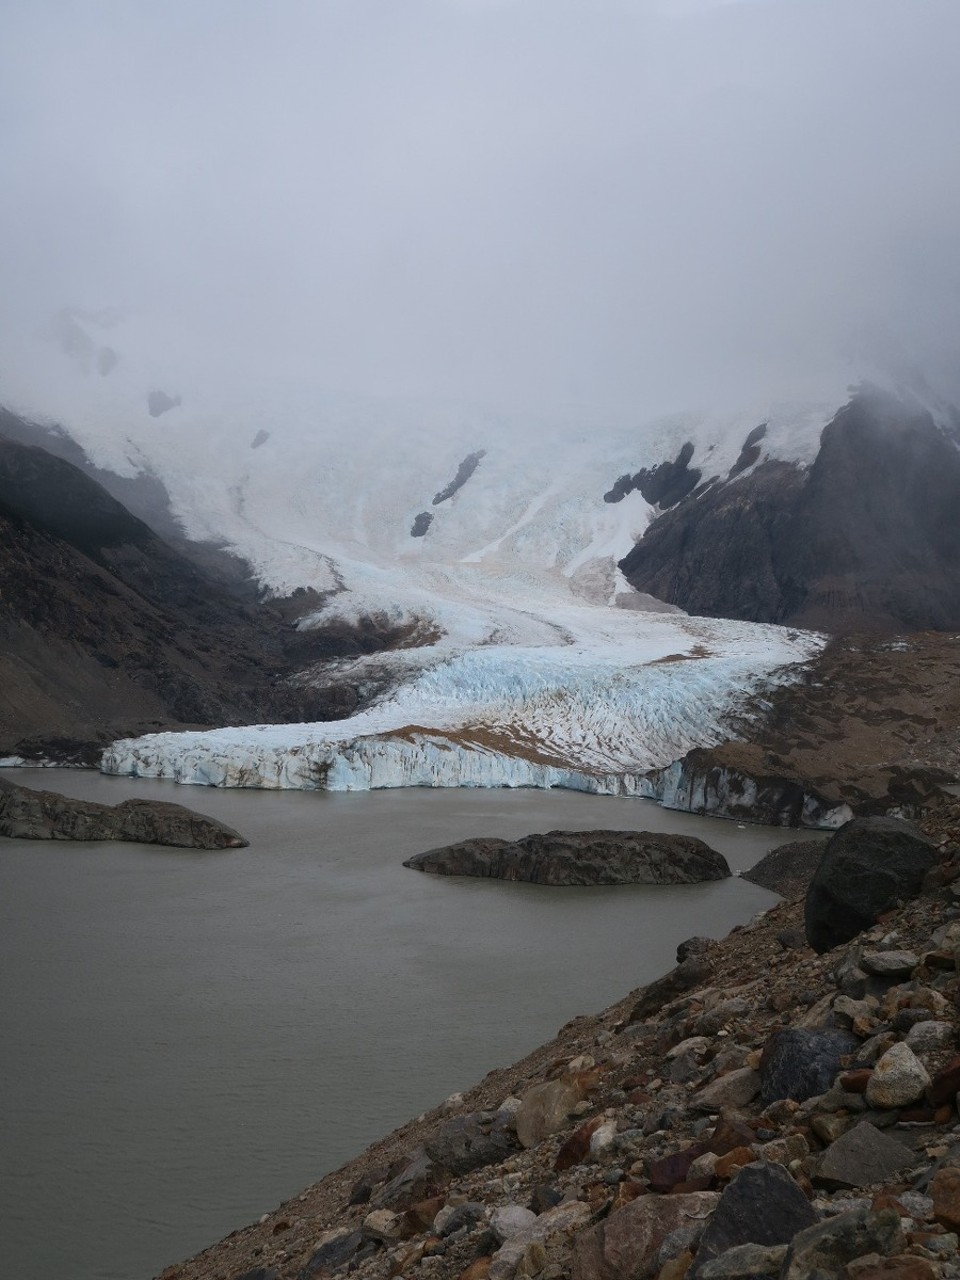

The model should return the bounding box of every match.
[927,1055,960,1107]
[571,1191,719,1280]
[457,1261,492,1280]
[713,1147,757,1180]
[930,1166,960,1231]
[840,1069,873,1094]
[646,1147,704,1193]
[707,1117,758,1156]
[555,1117,605,1172]
[403,1197,446,1235]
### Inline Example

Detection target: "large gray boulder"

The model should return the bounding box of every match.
[403,829,729,886]
[0,777,247,849]
[803,816,937,953]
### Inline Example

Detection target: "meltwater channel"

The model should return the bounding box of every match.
[0,769,821,1280]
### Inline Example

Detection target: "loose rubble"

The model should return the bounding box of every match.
[161,803,960,1280]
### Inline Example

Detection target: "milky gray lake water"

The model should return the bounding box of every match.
[0,770,815,1280]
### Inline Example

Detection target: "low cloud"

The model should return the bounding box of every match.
[1,0,958,419]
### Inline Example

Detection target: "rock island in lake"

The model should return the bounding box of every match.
[403,828,730,886]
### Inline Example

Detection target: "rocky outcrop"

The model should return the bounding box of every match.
[603,441,702,508]
[742,839,829,899]
[403,830,730,886]
[433,451,486,505]
[0,776,247,848]
[804,816,939,953]
[619,388,960,632]
[642,752,852,828]
[165,806,960,1280]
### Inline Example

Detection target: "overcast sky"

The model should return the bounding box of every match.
[1,0,959,417]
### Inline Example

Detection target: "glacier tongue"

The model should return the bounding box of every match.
[101,615,822,792]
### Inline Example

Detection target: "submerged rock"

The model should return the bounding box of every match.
[403,830,730,886]
[0,777,248,849]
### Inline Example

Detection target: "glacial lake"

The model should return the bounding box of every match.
[0,769,819,1280]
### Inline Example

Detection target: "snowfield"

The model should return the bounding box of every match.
[6,308,833,792]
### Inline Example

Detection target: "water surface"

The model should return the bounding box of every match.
[0,771,814,1280]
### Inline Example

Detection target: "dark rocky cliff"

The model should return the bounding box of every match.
[619,389,960,631]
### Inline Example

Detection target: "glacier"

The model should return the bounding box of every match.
[102,614,822,792]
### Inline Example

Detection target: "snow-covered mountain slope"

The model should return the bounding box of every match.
[1,309,849,621]
[0,309,851,791]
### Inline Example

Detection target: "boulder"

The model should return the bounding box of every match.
[514,1073,597,1149]
[688,1162,816,1277]
[489,1201,591,1280]
[779,1206,904,1280]
[804,817,937,953]
[490,1206,537,1243]
[629,955,715,1022]
[690,1067,762,1113]
[759,1027,858,1104]
[815,1122,914,1189]
[403,830,729,886]
[695,1243,787,1278]
[0,777,247,849]
[424,1112,519,1175]
[931,1167,960,1231]
[572,1191,719,1280]
[865,1043,931,1109]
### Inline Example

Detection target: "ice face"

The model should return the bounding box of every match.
[102,614,822,792]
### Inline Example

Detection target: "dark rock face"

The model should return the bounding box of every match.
[403,830,730,886]
[727,423,768,479]
[804,817,938,953]
[742,839,829,900]
[0,777,247,848]
[688,1162,816,1277]
[433,450,486,505]
[619,389,960,631]
[410,511,433,537]
[759,1028,859,1104]
[424,1113,519,1176]
[604,441,702,508]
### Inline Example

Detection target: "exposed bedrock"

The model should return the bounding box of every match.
[432,450,486,505]
[741,838,829,899]
[803,815,938,953]
[403,829,730,886]
[641,749,856,829]
[603,440,702,508]
[0,776,247,848]
[619,388,960,631]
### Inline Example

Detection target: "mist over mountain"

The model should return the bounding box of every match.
[1,0,959,422]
